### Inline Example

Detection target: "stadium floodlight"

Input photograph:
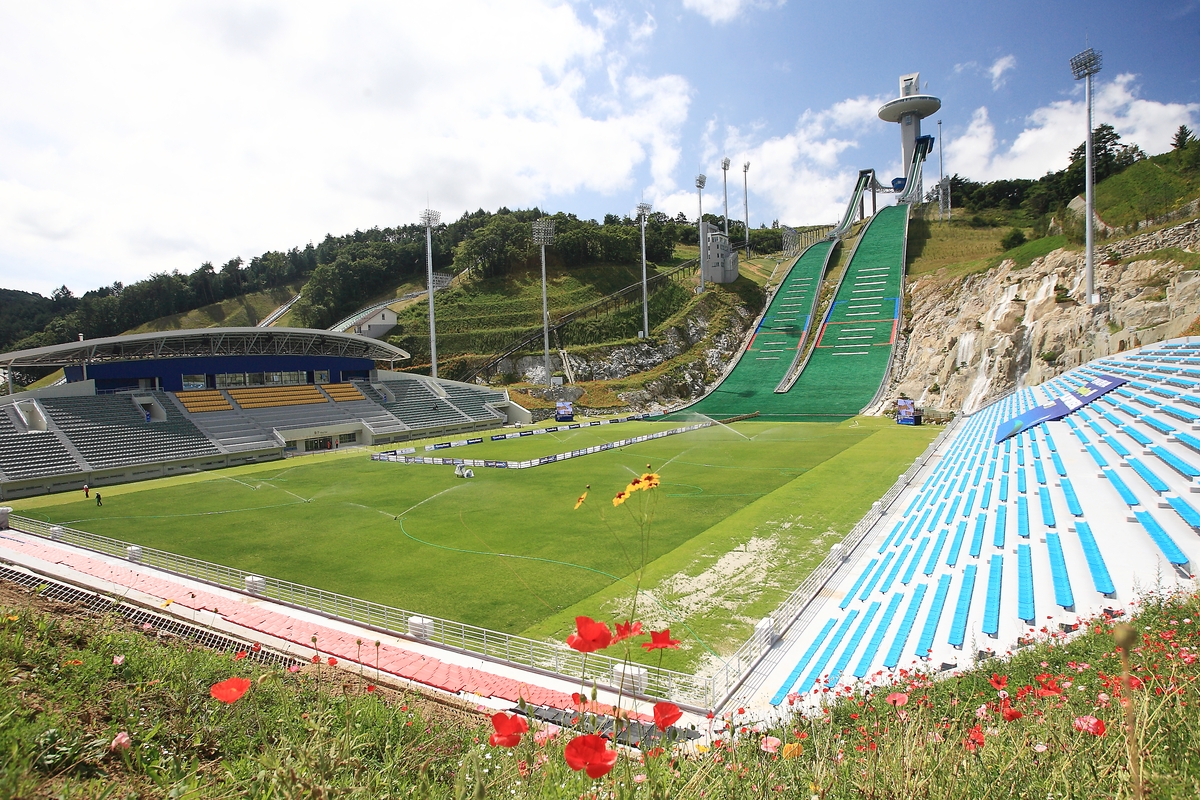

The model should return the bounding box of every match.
[420,209,441,378]
[743,162,750,257]
[533,217,556,388]
[1071,46,1102,305]
[696,174,706,291]
[721,157,731,237]
[637,202,653,338]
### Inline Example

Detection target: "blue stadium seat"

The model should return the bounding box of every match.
[903,490,927,516]
[1163,405,1199,424]
[879,544,912,593]
[972,466,983,487]
[1086,445,1110,468]
[1060,478,1084,516]
[902,538,930,585]
[1045,533,1075,609]
[853,592,905,678]
[962,488,977,517]
[1017,467,1027,493]
[1072,523,1113,596]
[927,502,947,533]
[1127,458,1170,493]
[877,520,906,554]
[884,584,929,668]
[987,460,997,480]
[1038,486,1056,528]
[980,481,993,509]
[825,601,881,685]
[796,610,860,693]
[1103,435,1131,458]
[1044,433,1058,452]
[1003,454,1010,472]
[841,558,879,609]
[859,551,896,600]
[948,565,979,649]
[969,512,987,558]
[1174,431,1200,457]
[1140,415,1176,435]
[1000,475,1010,501]
[943,496,962,526]
[1017,544,1035,621]
[1017,496,1030,537]
[1103,468,1141,506]
[982,554,1004,637]
[1151,446,1200,478]
[946,520,969,567]
[924,527,949,575]
[1133,510,1190,565]
[770,617,837,705]
[1166,494,1200,531]
[1034,460,1047,485]
[1051,451,1067,477]
[994,504,1008,548]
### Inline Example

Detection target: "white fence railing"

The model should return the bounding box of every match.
[9,418,964,712]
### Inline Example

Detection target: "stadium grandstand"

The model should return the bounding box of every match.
[740,338,1200,714]
[0,328,529,499]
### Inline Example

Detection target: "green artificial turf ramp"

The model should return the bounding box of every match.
[677,205,908,422]
[784,204,909,419]
[683,240,832,419]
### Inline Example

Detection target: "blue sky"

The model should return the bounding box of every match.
[0,0,1197,296]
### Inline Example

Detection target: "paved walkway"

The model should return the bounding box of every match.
[0,529,660,726]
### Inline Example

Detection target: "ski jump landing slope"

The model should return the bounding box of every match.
[680,204,909,422]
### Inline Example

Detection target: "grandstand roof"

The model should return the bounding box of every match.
[0,327,410,368]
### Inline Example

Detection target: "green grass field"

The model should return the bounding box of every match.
[10,417,935,670]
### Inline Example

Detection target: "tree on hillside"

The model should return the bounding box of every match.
[1069,123,1145,183]
[1173,124,1194,150]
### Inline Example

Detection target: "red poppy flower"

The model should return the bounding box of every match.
[653,701,682,732]
[366,685,377,692]
[251,643,261,653]
[489,712,529,747]
[210,676,251,704]
[964,725,985,752]
[234,651,247,660]
[566,617,613,653]
[641,629,681,651]
[1073,715,1106,736]
[613,620,644,643]
[885,692,908,707]
[564,734,618,778]
[989,673,1008,691]
[327,657,337,666]
[311,654,320,664]
[1001,701,1023,722]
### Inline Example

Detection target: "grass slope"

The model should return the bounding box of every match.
[4,570,1198,797]
[1096,147,1200,228]
[127,284,303,333]
[10,420,930,653]
[521,416,938,670]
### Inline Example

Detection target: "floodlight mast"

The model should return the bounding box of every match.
[696,174,707,291]
[637,202,653,338]
[1071,46,1103,305]
[742,162,750,257]
[721,157,731,236]
[533,218,556,389]
[420,209,441,378]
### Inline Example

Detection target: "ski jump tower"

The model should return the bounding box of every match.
[877,73,941,199]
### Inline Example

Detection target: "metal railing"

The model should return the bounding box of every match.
[10,514,712,709]
[8,414,966,713]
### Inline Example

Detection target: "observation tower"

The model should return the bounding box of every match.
[877,73,941,184]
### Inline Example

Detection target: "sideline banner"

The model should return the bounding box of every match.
[993,373,1127,444]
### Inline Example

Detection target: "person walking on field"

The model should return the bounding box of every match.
[83,484,89,498]
[95,493,102,507]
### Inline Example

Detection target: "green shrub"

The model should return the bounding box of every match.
[1000,227,1027,251]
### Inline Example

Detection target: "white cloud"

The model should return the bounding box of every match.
[946,74,1200,182]
[650,94,892,226]
[680,0,783,25]
[0,1,692,294]
[989,55,1016,90]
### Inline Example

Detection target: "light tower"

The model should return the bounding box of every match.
[721,157,731,236]
[742,162,750,256]
[1071,46,1102,305]
[637,202,652,338]
[533,217,556,388]
[696,173,706,291]
[420,208,440,378]
[877,73,941,191]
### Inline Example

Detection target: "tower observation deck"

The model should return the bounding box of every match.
[877,72,941,187]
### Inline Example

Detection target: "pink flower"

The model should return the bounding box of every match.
[975,703,989,719]
[1073,715,1106,736]
[110,731,132,752]
[112,655,125,666]
[534,725,560,746]
[760,736,782,754]
[885,692,908,707]
[1033,743,1048,753]
[287,665,301,673]
[1097,692,1110,707]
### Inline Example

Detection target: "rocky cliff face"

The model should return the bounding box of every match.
[875,218,1200,415]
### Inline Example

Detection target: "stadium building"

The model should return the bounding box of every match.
[0,327,530,499]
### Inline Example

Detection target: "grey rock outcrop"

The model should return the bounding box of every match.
[876,218,1200,415]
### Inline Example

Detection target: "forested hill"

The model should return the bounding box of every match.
[0,206,786,383]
